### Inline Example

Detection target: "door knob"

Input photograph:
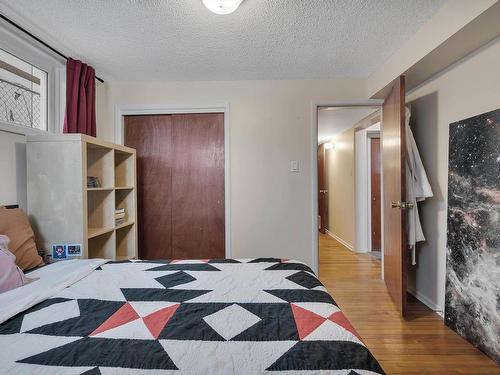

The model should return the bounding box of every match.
[391,201,402,208]
[391,201,415,209]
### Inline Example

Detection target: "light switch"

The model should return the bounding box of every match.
[290,160,299,172]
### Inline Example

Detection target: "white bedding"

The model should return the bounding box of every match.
[0,258,384,374]
[0,259,106,325]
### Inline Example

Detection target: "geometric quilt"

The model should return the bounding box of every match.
[0,258,385,374]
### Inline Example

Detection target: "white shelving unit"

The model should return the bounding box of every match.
[27,133,137,260]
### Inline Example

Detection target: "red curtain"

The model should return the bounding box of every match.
[63,58,96,137]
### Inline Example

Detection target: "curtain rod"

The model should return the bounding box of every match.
[0,13,104,83]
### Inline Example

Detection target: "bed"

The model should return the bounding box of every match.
[0,257,384,374]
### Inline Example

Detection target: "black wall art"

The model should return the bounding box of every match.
[445,108,500,364]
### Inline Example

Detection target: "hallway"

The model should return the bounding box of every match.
[317,234,500,375]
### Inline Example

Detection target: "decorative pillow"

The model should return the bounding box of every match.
[0,206,44,270]
[0,235,35,293]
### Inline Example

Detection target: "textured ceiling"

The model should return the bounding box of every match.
[318,107,378,143]
[0,0,446,82]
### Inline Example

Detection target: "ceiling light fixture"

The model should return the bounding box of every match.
[202,0,244,15]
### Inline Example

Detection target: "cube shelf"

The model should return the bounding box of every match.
[27,133,138,260]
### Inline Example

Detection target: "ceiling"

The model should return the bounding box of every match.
[318,107,378,143]
[0,0,446,82]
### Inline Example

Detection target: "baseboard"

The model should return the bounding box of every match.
[407,287,444,316]
[325,230,354,251]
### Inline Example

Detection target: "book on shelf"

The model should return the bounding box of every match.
[87,176,101,188]
[115,208,126,218]
[115,218,126,226]
[115,207,127,225]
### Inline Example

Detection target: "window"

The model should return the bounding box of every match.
[0,48,48,131]
[0,22,65,135]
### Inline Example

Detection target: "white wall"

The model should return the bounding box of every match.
[406,37,500,311]
[95,82,108,131]
[325,127,355,248]
[0,130,27,209]
[367,0,497,96]
[325,116,381,252]
[354,122,381,254]
[354,129,368,252]
[97,79,365,266]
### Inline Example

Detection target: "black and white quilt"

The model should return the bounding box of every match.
[0,258,384,374]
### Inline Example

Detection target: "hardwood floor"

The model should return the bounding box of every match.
[318,233,500,375]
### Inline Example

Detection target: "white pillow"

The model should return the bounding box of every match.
[0,235,36,293]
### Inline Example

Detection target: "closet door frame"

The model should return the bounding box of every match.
[114,103,232,258]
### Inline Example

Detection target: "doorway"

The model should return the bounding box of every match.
[316,105,381,256]
[120,111,229,260]
[314,77,409,317]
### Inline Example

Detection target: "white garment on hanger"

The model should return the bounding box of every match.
[405,107,433,265]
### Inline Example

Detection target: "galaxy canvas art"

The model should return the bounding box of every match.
[445,108,500,364]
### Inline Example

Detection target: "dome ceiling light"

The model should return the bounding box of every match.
[202,0,244,15]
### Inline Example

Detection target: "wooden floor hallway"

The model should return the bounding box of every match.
[318,234,500,375]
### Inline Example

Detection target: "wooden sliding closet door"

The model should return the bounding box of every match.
[124,113,225,260]
[125,115,173,260]
[170,114,225,259]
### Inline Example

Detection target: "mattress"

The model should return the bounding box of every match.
[0,258,384,374]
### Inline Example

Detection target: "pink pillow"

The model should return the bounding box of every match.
[0,235,35,293]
